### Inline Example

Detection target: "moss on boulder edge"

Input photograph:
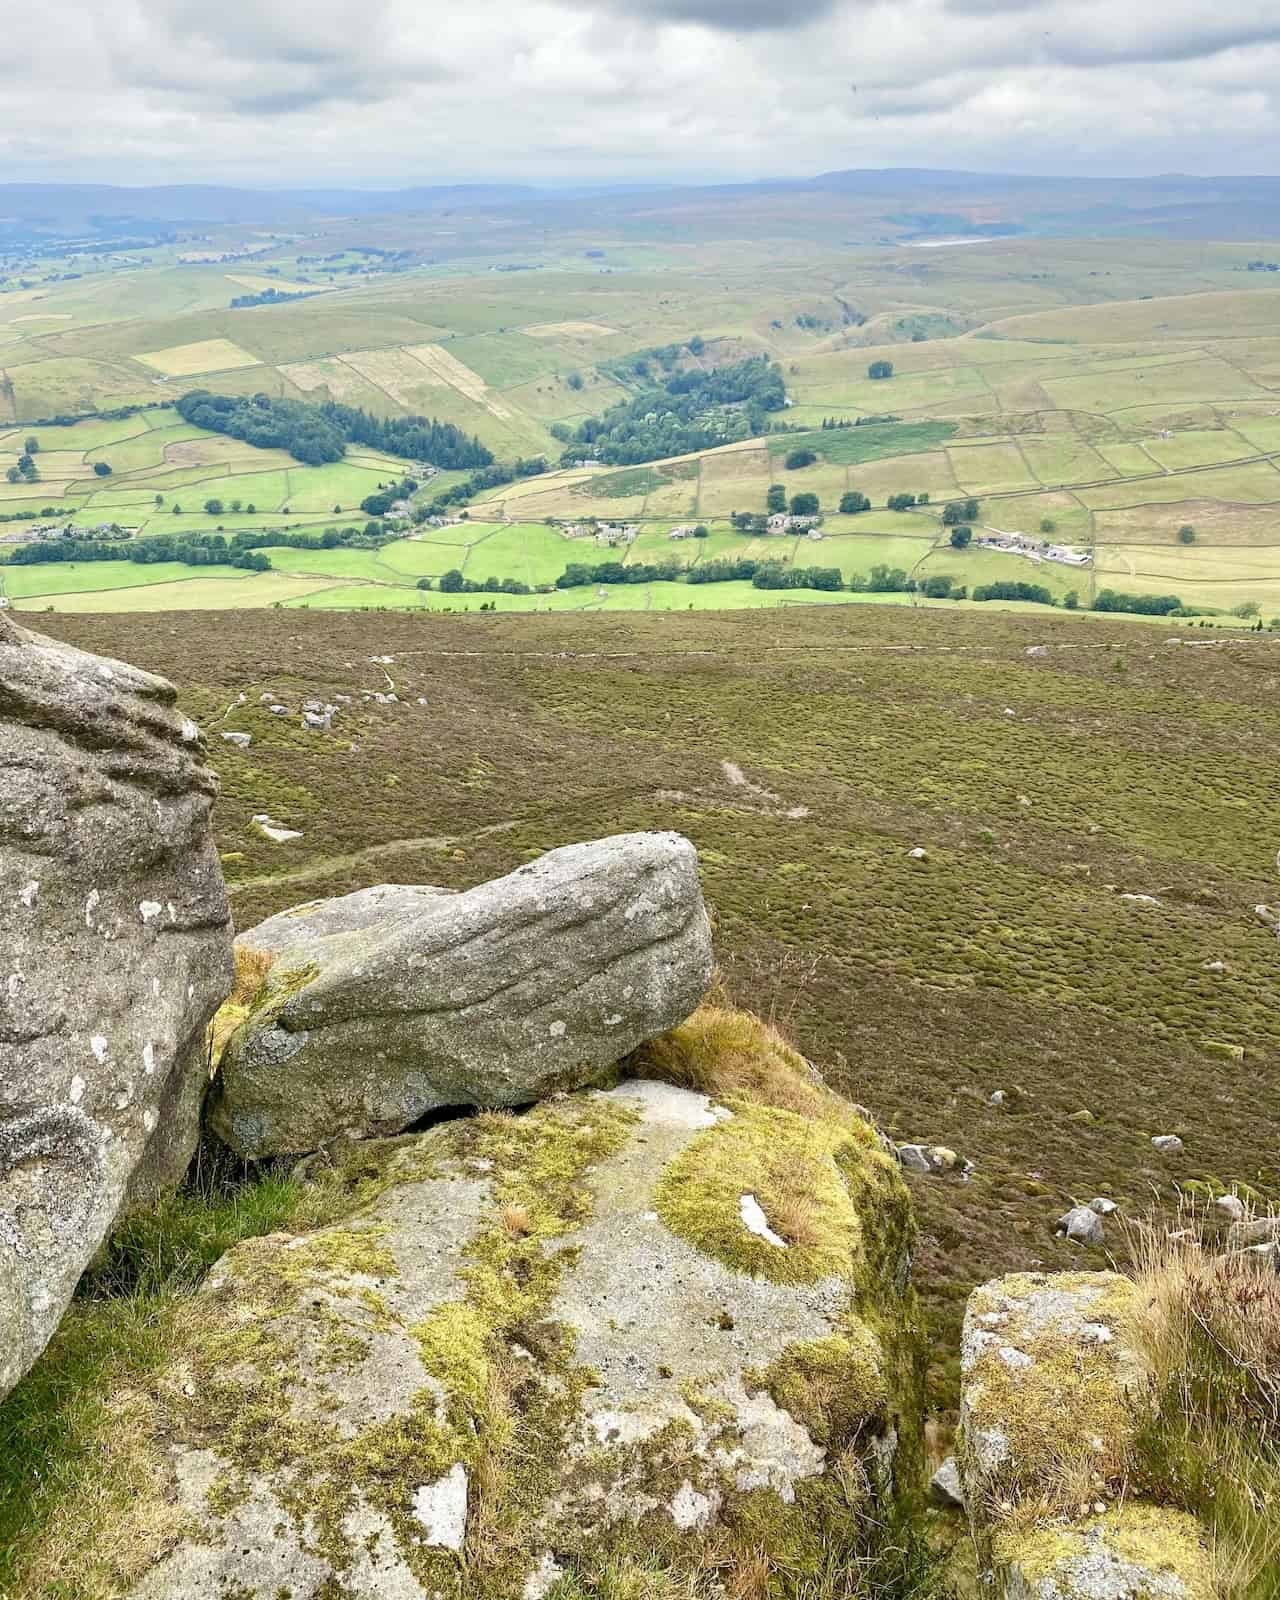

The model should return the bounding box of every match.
[959,1272,1214,1600]
[18,1021,922,1600]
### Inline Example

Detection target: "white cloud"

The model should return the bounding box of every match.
[0,0,1277,183]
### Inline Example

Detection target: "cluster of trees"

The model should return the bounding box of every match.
[942,499,980,524]
[887,492,929,511]
[5,439,40,485]
[320,402,492,469]
[868,361,894,380]
[359,478,418,516]
[558,559,684,589]
[972,580,1055,605]
[432,571,532,595]
[751,563,842,591]
[555,356,787,465]
[840,491,871,514]
[229,288,317,308]
[784,449,817,470]
[175,391,493,471]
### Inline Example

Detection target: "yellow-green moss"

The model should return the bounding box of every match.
[995,1505,1215,1599]
[751,1329,887,1450]
[961,1273,1139,1524]
[653,1102,869,1286]
[631,1006,831,1119]
[210,955,318,1071]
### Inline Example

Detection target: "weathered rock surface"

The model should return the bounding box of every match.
[959,1272,1214,1599]
[40,1040,920,1599]
[207,833,714,1159]
[0,611,233,1402]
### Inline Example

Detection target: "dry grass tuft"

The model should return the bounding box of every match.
[1125,1210,1280,1597]
[206,944,276,1069]
[499,1203,532,1239]
[630,1004,830,1120]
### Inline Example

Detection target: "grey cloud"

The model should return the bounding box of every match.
[580,0,838,30]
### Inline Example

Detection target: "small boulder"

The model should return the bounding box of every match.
[1152,1134,1184,1155]
[1057,1205,1105,1246]
[929,1456,965,1508]
[1214,1194,1246,1223]
[1226,1217,1280,1250]
[220,731,252,748]
[1024,645,1048,658]
[895,1143,957,1175]
[302,710,331,732]
[988,1089,1007,1107]
[1089,1197,1118,1216]
[907,847,928,861]
[208,833,714,1159]
[269,703,289,716]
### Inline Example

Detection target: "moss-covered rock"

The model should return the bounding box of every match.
[16,1019,923,1600]
[959,1272,1214,1600]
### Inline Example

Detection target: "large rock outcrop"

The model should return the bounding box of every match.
[207,833,714,1158]
[19,1011,922,1600]
[0,611,233,1402]
[958,1272,1214,1599]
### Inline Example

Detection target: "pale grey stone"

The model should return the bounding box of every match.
[1226,1217,1280,1250]
[0,612,232,1402]
[220,730,252,748]
[117,1080,908,1594]
[1151,1135,1184,1155]
[929,1456,965,1508]
[1058,1206,1105,1246]
[209,833,714,1159]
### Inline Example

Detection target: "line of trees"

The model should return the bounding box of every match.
[425,458,547,514]
[9,533,270,571]
[1093,589,1183,616]
[175,391,493,471]
[229,288,318,308]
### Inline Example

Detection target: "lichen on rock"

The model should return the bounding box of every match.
[0,611,233,1403]
[959,1272,1215,1600]
[10,1008,924,1600]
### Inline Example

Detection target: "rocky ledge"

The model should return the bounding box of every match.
[32,1008,922,1600]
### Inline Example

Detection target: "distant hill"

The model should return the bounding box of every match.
[6,169,1280,238]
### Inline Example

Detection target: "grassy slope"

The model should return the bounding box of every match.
[35,603,1280,1411]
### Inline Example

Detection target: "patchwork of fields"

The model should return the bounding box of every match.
[3,232,1280,619]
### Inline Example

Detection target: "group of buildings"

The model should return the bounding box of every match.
[974,530,1092,567]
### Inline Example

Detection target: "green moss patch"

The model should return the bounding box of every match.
[654,1102,867,1285]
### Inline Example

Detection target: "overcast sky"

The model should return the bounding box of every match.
[4,0,1279,186]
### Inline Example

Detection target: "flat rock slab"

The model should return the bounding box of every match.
[0,613,232,1402]
[27,1063,919,1599]
[208,833,714,1158]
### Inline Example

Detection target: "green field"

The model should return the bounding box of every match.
[5,225,1280,621]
